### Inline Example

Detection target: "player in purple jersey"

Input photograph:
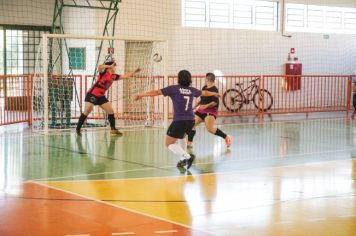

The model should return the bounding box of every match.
[135,70,220,169]
[187,73,231,148]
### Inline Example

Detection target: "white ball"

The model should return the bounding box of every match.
[153,53,162,63]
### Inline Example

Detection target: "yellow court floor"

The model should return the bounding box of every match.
[45,159,356,236]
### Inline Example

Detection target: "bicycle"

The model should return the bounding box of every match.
[222,78,273,112]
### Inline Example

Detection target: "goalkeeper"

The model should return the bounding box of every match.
[76,60,140,136]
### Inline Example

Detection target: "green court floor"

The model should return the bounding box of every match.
[1,118,356,184]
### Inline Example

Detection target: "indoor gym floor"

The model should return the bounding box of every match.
[0,116,356,236]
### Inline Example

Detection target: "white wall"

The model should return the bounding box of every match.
[94,0,171,38]
[1,0,356,76]
[168,27,356,75]
[62,8,97,76]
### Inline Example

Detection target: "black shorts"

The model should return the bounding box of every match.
[195,111,217,120]
[85,93,109,106]
[167,120,195,139]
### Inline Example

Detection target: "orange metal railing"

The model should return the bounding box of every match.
[0,74,353,126]
[165,75,352,118]
[261,75,351,115]
[0,75,33,125]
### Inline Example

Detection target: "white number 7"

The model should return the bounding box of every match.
[184,96,190,111]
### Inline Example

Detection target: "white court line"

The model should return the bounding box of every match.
[308,218,326,222]
[30,181,216,236]
[233,224,257,228]
[112,232,135,235]
[155,230,178,234]
[339,215,356,218]
[33,167,157,181]
[274,221,293,225]
[32,151,356,183]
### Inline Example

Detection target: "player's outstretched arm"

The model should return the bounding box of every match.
[201,90,221,98]
[199,101,218,110]
[121,68,141,79]
[135,89,163,101]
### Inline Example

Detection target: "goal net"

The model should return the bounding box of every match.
[32,34,168,131]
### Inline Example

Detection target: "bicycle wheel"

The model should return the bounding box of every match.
[223,89,244,112]
[253,89,273,111]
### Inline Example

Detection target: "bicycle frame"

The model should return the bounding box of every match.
[236,80,260,104]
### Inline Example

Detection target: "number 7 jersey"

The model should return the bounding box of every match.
[161,85,202,121]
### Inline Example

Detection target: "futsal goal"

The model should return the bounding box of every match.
[32,34,168,131]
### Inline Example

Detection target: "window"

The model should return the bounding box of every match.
[344,11,356,30]
[307,6,324,29]
[285,4,356,34]
[286,4,305,28]
[22,30,45,74]
[209,1,231,28]
[182,0,278,31]
[0,26,50,75]
[69,47,86,70]
[254,1,278,30]
[234,3,253,26]
[325,10,342,29]
[183,0,207,27]
[6,30,24,75]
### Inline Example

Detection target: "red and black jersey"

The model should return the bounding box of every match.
[88,72,120,97]
[200,85,219,107]
[197,85,219,116]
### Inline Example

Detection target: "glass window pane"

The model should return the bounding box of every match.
[234,3,253,25]
[183,0,207,27]
[2,27,49,75]
[286,3,356,34]
[183,0,278,31]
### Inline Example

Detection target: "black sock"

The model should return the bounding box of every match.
[108,114,115,129]
[188,130,196,142]
[77,113,87,130]
[215,128,227,139]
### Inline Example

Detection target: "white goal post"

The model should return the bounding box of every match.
[33,33,169,132]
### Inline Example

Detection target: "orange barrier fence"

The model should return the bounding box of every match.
[0,75,33,125]
[165,75,352,118]
[262,75,351,115]
[0,74,353,126]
